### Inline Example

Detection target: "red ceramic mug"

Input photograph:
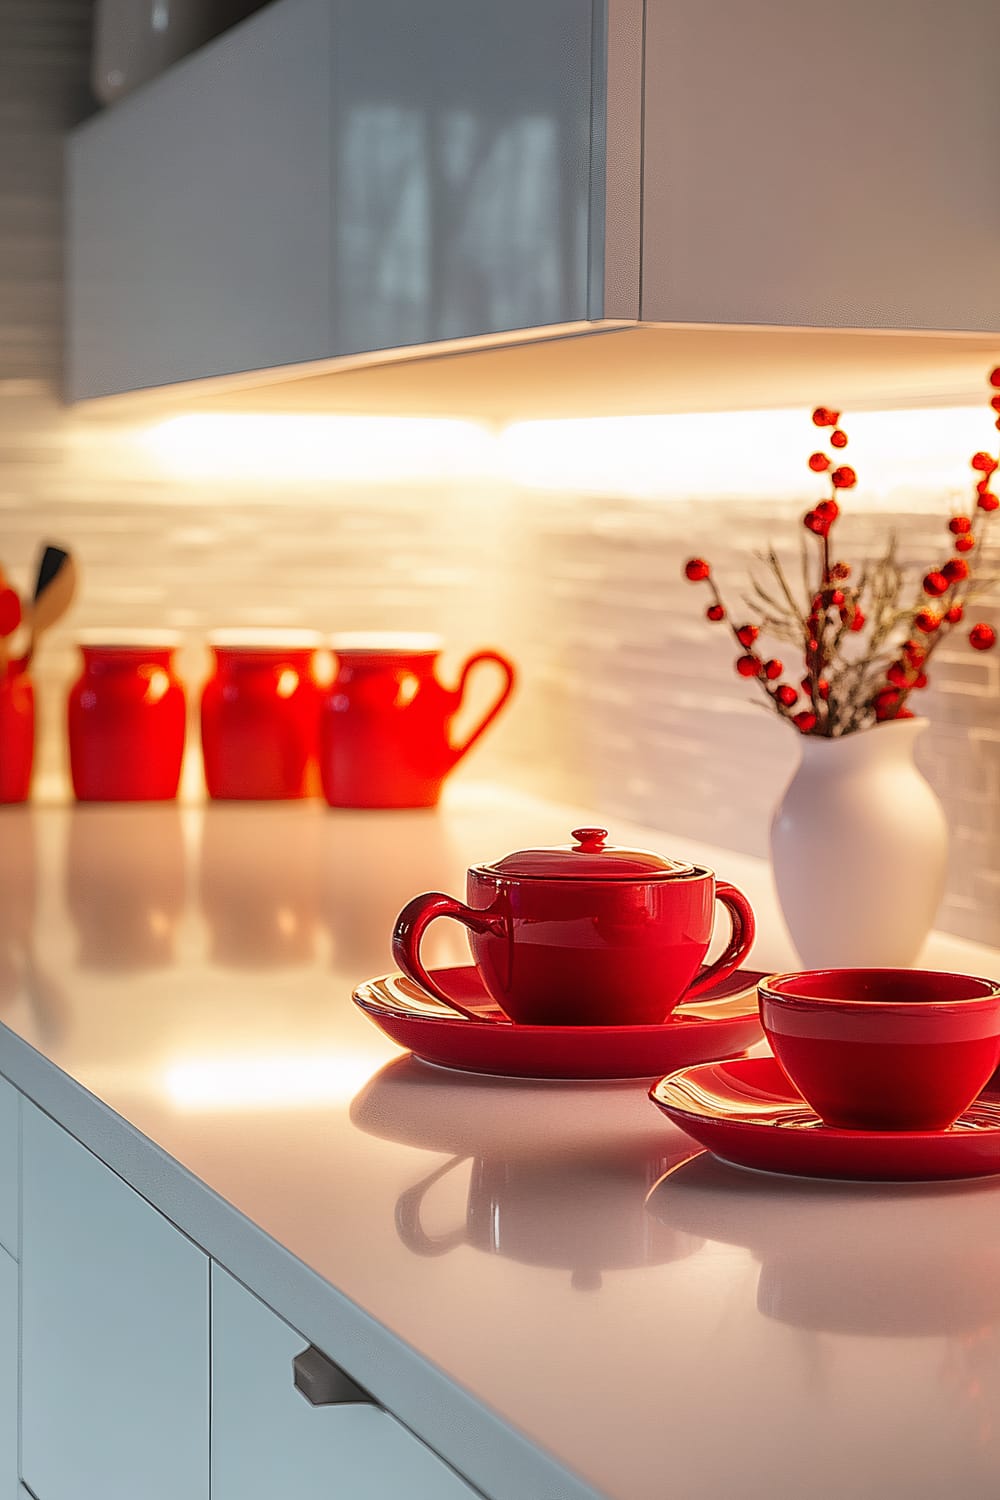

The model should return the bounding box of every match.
[319,634,515,809]
[0,667,34,804]
[759,968,1000,1131]
[392,827,756,1026]
[200,630,322,800]
[68,632,186,802]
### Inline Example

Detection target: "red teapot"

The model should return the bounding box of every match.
[393,827,756,1026]
[319,635,515,809]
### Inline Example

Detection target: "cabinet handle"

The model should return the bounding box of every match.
[293,1344,374,1407]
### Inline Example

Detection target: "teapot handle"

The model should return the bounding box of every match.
[449,650,516,765]
[392,892,509,1021]
[395,1157,470,1255]
[683,881,756,1000]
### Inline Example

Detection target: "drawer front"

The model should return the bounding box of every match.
[21,1104,209,1500]
[0,1078,18,1260]
[0,1250,15,1500]
[212,1266,479,1499]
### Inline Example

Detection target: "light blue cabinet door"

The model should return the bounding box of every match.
[0,1250,15,1500]
[329,0,594,356]
[0,1080,18,1260]
[20,1105,209,1500]
[212,1266,478,1499]
[68,0,334,399]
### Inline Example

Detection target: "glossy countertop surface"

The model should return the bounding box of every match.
[2,786,1000,1500]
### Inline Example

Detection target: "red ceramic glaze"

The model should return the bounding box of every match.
[650,1055,1000,1181]
[68,636,186,802]
[200,632,321,800]
[759,968,1000,1131]
[353,964,766,1079]
[319,635,515,808]
[0,669,34,804]
[391,828,756,1026]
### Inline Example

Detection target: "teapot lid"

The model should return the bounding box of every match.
[481,828,696,881]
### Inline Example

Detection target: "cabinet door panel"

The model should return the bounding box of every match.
[329,0,593,355]
[68,0,332,399]
[642,0,1000,331]
[212,1265,478,1499]
[0,1079,18,1260]
[21,1105,209,1500]
[0,1250,15,1500]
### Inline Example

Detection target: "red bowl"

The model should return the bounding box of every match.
[758,967,1000,1132]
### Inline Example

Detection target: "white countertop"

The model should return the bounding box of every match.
[2,786,999,1500]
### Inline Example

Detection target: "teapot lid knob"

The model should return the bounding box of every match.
[571,828,608,852]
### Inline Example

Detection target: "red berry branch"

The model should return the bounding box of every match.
[684,381,998,736]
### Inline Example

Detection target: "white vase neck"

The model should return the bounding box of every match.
[796,717,929,768]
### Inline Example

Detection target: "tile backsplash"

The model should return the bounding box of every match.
[2,388,998,947]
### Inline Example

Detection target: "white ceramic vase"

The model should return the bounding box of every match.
[770,717,948,968]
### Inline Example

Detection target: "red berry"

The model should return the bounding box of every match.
[812,407,835,427]
[971,452,998,473]
[991,396,1000,413]
[955,535,975,553]
[874,687,902,720]
[816,499,840,521]
[803,509,827,536]
[830,429,848,448]
[775,685,798,708]
[829,561,852,581]
[914,610,941,632]
[914,672,929,689]
[970,623,997,651]
[978,492,999,511]
[831,466,856,489]
[902,640,925,667]
[887,661,910,687]
[808,453,830,472]
[816,679,830,700]
[706,603,725,621]
[942,557,969,583]
[923,571,949,596]
[793,711,818,733]
[945,604,964,624]
[736,654,762,677]
[807,638,820,656]
[949,515,973,534]
[849,610,866,632]
[736,624,759,648]
[990,368,1000,387]
[800,676,813,694]
[685,558,710,581]
[764,658,783,680]
[830,589,845,607]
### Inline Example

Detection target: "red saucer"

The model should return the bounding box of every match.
[352,964,766,1080]
[650,1055,1000,1181]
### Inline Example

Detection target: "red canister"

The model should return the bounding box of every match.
[68,632,186,802]
[0,669,34,804]
[200,630,322,800]
[319,634,515,809]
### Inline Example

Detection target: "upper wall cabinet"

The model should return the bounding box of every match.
[67,0,599,400]
[67,0,1000,403]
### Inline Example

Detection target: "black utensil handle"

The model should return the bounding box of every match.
[292,1345,374,1407]
[34,544,70,599]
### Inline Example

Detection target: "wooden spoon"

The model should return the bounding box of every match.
[23,546,78,666]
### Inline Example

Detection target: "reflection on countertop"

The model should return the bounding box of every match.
[646,1151,1000,1339]
[353,1055,702,1289]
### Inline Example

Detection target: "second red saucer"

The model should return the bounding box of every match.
[650,1056,1000,1181]
[352,964,766,1080]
